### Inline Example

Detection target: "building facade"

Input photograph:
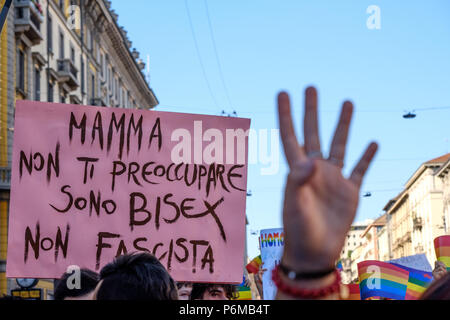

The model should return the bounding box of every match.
[377,224,390,261]
[360,214,388,262]
[384,154,450,268]
[385,191,412,260]
[339,220,372,284]
[0,0,158,298]
[343,217,387,283]
[437,158,450,235]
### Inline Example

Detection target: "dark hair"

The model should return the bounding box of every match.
[96,252,178,300]
[421,272,450,300]
[54,268,99,300]
[190,283,238,300]
[0,295,23,300]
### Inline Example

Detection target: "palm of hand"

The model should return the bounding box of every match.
[277,87,377,272]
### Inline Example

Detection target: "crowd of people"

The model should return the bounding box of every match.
[51,252,240,301]
[3,86,450,300]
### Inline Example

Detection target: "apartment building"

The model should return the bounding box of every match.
[437,158,450,234]
[0,0,158,298]
[384,154,450,267]
[339,220,372,283]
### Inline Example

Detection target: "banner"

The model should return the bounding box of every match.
[6,101,250,283]
[390,263,433,300]
[259,228,284,300]
[358,260,409,300]
[389,253,432,272]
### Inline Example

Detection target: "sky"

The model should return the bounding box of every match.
[111,0,450,259]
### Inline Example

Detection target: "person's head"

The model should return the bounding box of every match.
[176,282,193,300]
[93,252,178,300]
[0,295,23,300]
[190,283,238,300]
[421,272,450,300]
[54,268,99,300]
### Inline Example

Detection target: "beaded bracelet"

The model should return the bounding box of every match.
[272,265,341,299]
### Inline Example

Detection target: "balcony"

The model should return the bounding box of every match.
[0,167,11,190]
[413,216,423,230]
[402,231,412,243]
[393,238,401,249]
[90,98,107,107]
[57,59,79,91]
[14,0,43,45]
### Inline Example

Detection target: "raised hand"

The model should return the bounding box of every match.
[277,86,378,273]
[432,261,448,281]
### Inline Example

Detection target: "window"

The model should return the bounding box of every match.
[16,6,24,19]
[80,56,85,93]
[108,68,112,90]
[87,29,93,52]
[47,15,53,52]
[59,0,64,12]
[59,32,64,59]
[91,74,95,101]
[17,49,25,92]
[34,68,40,101]
[60,92,65,103]
[70,45,75,63]
[48,81,54,102]
[101,54,104,78]
[115,78,118,99]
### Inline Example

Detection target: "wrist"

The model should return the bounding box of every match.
[281,253,335,275]
[273,265,341,299]
[277,261,337,289]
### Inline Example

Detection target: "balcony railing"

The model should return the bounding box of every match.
[14,0,43,45]
[413,216,423,230]
[57,59,79,90]
[402,231,412,243]
[90,98,106,107]
[0,167,11,190]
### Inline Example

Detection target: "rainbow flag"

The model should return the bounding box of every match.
[342,283,360,300]
[390,263,433,300]
[233,277,252,300]
[336,260,343,272]
[358,260,409,300]
[434,235,450,271]
[235,286,252,300]
[246,255,262,274]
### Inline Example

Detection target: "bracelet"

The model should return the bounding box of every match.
[272,265,341,299]
[278,262,336,280]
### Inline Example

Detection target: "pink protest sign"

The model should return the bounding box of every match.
[6,100,250,283]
